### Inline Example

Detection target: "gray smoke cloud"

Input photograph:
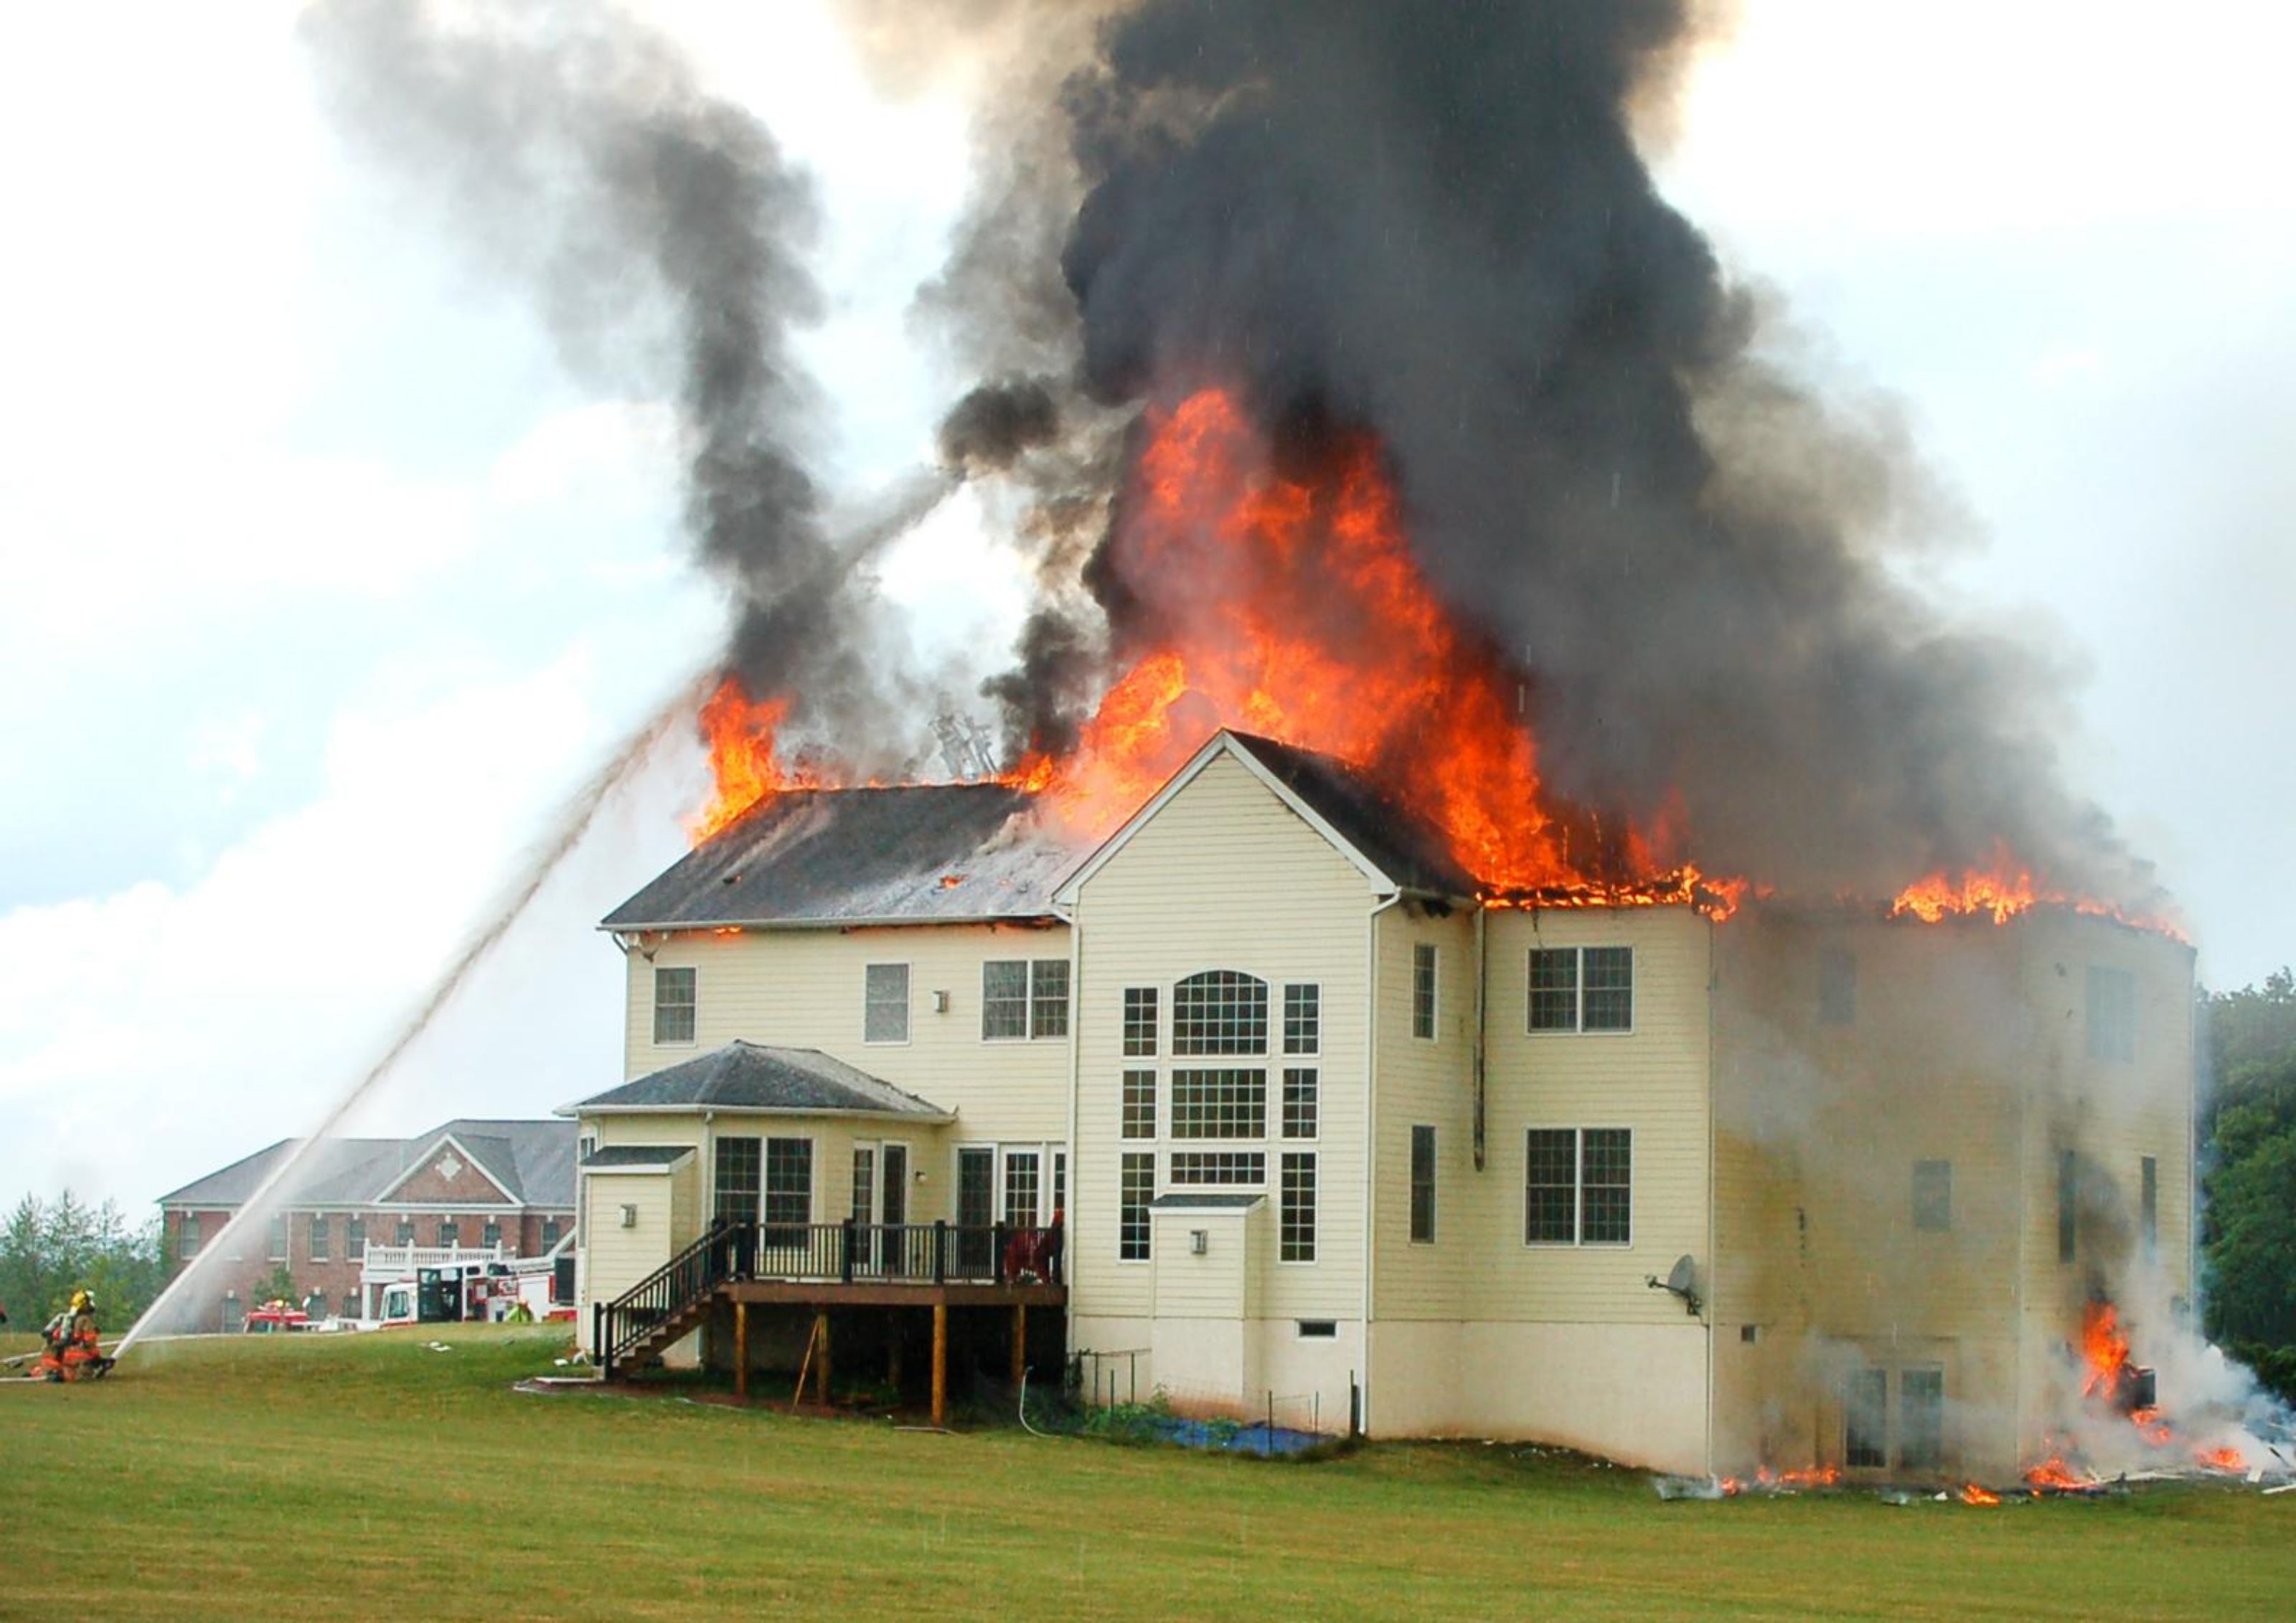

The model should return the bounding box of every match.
[942,0,2156,905]
[302,0,908,753]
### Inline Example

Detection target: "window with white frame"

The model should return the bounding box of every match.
[394,1216,415,1246]
[715,1136,761,1226]
[268,1215,288,1261]
[1527,946,1633,1032]
[483,1219,502,1248]
[1172,971,1269,1055]
[539,1218,559,1251]
[983,959,1070,1040]
[179,1213,202,1261]
[1119,1152,1154,1260]
[1523,1127,1632,1245]
[347,1215,365,1259]
[308,1213,329,1262]
[1281,1068,1318,1139]
[865,963,911,1043]
[1412,943,1438,1039]
[1845,1368,1887,1468]
[1121,1068,1157,1139]
[1280,1153,1316,1262]
[439,1218,459,1248]
[1122,987,1159,1056]
[653,965,696,1044]
[1169,1151,1266,1185]
[1410,1125,1436,1243]
[1283,983,1319,1055]
[1899,1366,1945,1472]
[1172,1068,1266,1139]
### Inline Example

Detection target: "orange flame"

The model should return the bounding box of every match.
[688,677,819,842]
[2079,1301,2130,1401]
[2195,1445,2246,1473]
[1959,1483,2001,1506]
[2023,1454,2096,1492]
[1891,844,2182,937]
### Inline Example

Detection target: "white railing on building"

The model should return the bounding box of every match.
[358,1243,509,1281]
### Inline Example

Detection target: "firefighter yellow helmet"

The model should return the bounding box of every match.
[70,1289,91,1312]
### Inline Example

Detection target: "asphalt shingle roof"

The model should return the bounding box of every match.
[1222,731,1479,898]
[600,783,1085,929]
[156,1119,575,1210]
[581,1145,694,1169]
[568,1041,951,1119]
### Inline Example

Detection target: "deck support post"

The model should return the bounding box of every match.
[734,1300,748,1401]
[1010,1303,1027,1388]
[814,1313,832,1405]
[888,1314,903,1388]
[931,1302,949,1427]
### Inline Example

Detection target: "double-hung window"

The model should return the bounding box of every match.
[308,1213,330,1262]
[1524,1127,1632,1246]
[1528,946,1633,1032]
[1412,944,1438,1039]
[653,966,697,1045]
[1410,1126,1436,1243]
[865,963,911,1043]
[763,1137,813,1245]
[1119,1153,1154,1261]
[982,959,1070,1040]
[2086,966,2135,1063]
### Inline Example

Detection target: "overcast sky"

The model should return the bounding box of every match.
[3,1,2290,1213]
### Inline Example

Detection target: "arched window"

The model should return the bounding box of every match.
[1171,971,1269,1055]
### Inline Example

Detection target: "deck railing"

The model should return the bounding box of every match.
[596,1218,1063,1375]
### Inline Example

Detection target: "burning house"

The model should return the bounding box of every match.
[568,728,2201,1484]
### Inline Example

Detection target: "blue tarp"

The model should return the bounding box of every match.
[1155,1419,1327,1457]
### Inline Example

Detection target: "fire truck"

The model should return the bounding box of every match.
[372,1256,575,1328]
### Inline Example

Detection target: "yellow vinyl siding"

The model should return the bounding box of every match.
[621,921,1071,1144]
[1367,906,1477,1319]
[1069,753,1373,1327]
[1470,906,1713,1325]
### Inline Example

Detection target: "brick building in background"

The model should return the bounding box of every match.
[157,1120,575,1330]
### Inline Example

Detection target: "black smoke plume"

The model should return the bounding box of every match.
[302,0,903,753]
[958,0,2152,903]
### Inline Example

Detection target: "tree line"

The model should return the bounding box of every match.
[2201,968,2296,1401]
[0,1192,167,1331]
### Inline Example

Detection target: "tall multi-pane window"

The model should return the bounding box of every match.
[2058,1149,2079,1264]
[2086,966,2135,1063]
[2140,1155,2159,1258]
[539,1218,559,1251]
[1899,1367,1945,1471]
[1819,947,1858,1026]
[1523,1128,1632,1246]
[1283,984,1320,1055]
[763,1138,813,1241]
[851,1149,875,1227]
[1119,1153,1154,1261]
[438,1218,459,1248]
[1122,987,1159,1056]
[653,966,696,1044]
[482,1220,502,1248]
[865,963,911,1043]
[395,1217,415,1246]
[308,1213,330,1262]
[1031,960,1071,1039]
[1528,947,1633,1032]
[1171,1069,1266,1138]
[1412,944,1437,1040]
[179,1213,202,1261]
[347,1215,365,1259]
[1002,1151,1042,1229]
[1279,1154,1317,1262]
[983,959,1070,1040]
[1409,1125,1436,1243]
[1911,1160,1952,1233]
[1281,1068,1318,1139]
[268,1215,288,1261]
[715,1136,761,1226]
[1172,971,1269,1055]
[1121,1069,1157,1139]
[1845,1368,1888,1469]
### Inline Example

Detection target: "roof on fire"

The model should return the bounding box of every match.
[598,781,1084,930]
[564,1041,953,1119]
[155,1119,576,1210]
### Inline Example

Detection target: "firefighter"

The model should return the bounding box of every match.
[37,1289,104,1383]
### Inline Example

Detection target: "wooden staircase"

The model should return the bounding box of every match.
[611,1291,720,1373]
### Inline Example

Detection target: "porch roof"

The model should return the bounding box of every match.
[564,1041,953,1120]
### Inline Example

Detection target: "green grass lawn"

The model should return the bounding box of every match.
[1,1325,2289,1621]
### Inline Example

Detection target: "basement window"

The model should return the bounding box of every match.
[1119,1153,1154,1261]
[1528,947,1633,1033]
[982,959,1069,1040]
[1279,1153,1317,1263]
[864,962,911,1043]
[1282,1068,1319,1140]
[652,966,696,1045]
[1524,1128,1632,1246]
[1410,1125,1436,1243]
[1297,1320,1338,1340]
[2086,966,2135,1063]
[1413,943,1438,1040]
[1845,1368,1888,1469]
[1911,1160,1952,1233]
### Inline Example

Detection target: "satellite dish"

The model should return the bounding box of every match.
[1646,1254,1703,1317]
